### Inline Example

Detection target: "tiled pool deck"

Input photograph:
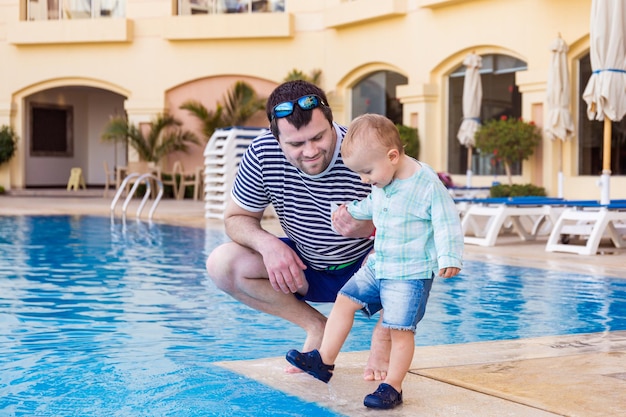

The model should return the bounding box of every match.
[2,190,625,416]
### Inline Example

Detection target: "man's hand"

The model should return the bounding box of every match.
[261,239,307,294]
[332,204,375,238]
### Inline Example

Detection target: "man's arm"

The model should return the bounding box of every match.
[223,196,307,294]
[223,195,273,253]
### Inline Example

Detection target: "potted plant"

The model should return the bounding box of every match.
[101,113,199,197]
[474,115,542,185]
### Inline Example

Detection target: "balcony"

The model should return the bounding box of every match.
[324,0,408,29]
[163,11,293,41]
[7,0,132,45]
[8,18,133,45]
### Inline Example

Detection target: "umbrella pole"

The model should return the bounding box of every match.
[600,116,612,205]
[466,146,473,187]
[557,140,564,198]
[602,116,612,172]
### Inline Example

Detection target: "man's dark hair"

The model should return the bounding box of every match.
[266,80,334,140]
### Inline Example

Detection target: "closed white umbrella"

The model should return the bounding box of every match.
[545,36,575,198]
[457,53,482,187]
[582,0,626,204]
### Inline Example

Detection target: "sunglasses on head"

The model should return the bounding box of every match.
[270,95,327,120]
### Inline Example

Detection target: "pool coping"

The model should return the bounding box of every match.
[218,331,626,417]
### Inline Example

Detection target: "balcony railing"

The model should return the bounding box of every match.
[178,0,285,15]
[25,0,285,20]
[27,0,125,20]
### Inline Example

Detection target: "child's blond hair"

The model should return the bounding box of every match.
[341,114,405,158]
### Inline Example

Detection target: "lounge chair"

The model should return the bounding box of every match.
[460,196,565,247]
[545,200,626,255]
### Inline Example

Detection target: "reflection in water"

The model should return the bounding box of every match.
[0,215,625,416]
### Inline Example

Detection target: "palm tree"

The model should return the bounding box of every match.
[101,113,200,164]
[180,81,266,142]
[179,100,226,141]
[220,81,266,126]
[283,68,322,85]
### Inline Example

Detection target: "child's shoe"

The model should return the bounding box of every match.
[285,349,334,383]
[363,383,403,409]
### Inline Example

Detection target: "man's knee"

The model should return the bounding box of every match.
[206,244,234,291]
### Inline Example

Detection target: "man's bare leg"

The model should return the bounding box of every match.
[207,242,390,377]
[364,316,391,381]
[206,242,327,370]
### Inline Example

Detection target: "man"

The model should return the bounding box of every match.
[206,80,389,380]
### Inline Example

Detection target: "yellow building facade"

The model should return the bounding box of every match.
[1,0,624,201]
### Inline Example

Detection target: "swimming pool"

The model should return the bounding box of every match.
[1,215,625,416]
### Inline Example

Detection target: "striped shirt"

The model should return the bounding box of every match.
[231,122,374,270]
[347,162,464,279]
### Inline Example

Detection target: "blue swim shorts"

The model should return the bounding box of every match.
[279,238,369,303]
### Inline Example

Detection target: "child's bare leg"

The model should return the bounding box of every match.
[318,294,362,365]
[383,328,415,393]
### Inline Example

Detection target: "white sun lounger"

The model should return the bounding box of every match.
[460,197,564,247]
[545,201,626,255]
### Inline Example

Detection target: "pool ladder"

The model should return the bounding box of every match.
[110,173,164,220]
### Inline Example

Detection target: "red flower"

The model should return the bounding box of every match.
[500,115,508,121]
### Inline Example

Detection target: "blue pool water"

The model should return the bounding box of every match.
[1,215,625,416]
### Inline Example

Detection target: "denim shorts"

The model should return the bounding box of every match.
[339,262,433,332]
[279,238,369,303]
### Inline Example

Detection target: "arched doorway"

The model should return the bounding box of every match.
[23,86,126,187]
[448,54,527,176]
[350,71,407,124]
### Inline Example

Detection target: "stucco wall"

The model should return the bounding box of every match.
[1,0,623,201]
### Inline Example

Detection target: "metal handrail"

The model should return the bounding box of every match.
[110,173,164,220]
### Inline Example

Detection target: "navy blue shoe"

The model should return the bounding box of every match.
[285,349,334,383]
[363,383,403,409]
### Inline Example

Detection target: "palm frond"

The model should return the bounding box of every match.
[180,100,227,141]
[283,68,323,86]
[221,81,265,126]
[101,113,199,163]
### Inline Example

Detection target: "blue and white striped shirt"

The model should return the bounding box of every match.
[231,122,374,270]
[347,162,464,279]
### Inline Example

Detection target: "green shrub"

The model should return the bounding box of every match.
[396,124,420,159]
[0,185,5,194]
[0,125,18,166]
[490,183,547,198]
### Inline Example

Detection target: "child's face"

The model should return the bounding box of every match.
[343,146,399,188]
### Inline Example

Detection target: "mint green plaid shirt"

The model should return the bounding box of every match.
[347,163,463,279]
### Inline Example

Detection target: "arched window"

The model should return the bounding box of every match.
[448,54,527,176]
[578,54,626,176]
[351,71,407,124]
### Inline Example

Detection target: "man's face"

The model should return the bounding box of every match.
[276,109,336,176]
